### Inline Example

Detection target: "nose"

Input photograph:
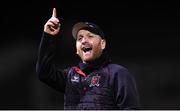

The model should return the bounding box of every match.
[81,37,89,44]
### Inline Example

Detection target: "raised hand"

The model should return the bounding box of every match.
[44,8,61,35]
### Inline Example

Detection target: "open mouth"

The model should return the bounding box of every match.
[82,47,92,53]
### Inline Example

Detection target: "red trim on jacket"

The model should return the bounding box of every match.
[73,67,86,77]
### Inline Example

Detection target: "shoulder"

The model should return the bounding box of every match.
[106,63,134,80]
[106,63,129,73]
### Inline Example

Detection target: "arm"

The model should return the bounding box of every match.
[114,67,140,109]
[36,8,67,93]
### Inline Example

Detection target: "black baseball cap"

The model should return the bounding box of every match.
[72,22,105,40]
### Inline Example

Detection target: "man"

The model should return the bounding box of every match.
[36,8,140,109]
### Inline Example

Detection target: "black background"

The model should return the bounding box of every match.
[0,0,180,109]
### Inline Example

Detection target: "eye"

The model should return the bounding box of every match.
[77,35,83,41]
[88,34,94,38]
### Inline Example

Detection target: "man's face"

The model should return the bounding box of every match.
[76,29,106,63]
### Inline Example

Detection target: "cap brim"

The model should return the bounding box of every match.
[72,22,90,39]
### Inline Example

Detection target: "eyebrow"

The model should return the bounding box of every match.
[87,33,93,36]
[77,34,84,38]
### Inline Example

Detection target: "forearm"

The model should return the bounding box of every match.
[36,32,57,77]
[36,32,66,92]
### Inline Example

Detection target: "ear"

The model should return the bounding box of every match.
[76,50,79,55]
[76,43,79,55]
[101,39,106,50]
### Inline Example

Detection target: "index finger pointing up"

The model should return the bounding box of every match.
[52,8,57,17]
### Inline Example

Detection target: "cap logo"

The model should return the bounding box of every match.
[89,24,94,27]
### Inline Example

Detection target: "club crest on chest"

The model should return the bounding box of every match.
[89,74,101,87]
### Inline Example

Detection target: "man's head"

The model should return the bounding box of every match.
[72,22,106,63]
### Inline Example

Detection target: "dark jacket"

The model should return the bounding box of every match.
[36,32,140,110]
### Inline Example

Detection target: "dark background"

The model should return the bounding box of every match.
[0,0,180,109]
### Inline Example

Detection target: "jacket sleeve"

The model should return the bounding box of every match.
[114,67,140,109]
[36,32,68,93]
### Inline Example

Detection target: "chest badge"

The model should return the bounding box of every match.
[89,74,100,87]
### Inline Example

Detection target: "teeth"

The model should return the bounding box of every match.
[83,47,92,52]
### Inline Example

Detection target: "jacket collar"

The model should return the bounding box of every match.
[78,51,111,73]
